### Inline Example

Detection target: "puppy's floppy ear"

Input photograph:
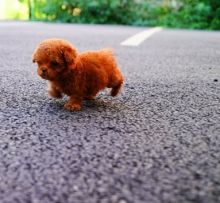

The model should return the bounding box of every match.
[32,50,37,63]
[61,45,77,66]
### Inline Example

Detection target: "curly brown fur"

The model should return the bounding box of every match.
[32,38,124,111]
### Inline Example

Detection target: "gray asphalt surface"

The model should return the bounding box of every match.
[0,21,220,203]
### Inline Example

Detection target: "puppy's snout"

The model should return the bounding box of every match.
[39,67,48,78]
[42,67,47,73]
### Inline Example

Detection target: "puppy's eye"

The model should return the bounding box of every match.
[51,60,59,67]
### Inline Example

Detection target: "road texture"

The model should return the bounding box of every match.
[0,21,220,203]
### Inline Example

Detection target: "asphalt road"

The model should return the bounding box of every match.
[0,21,220,203]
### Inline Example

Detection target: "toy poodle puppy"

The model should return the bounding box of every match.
[32,38,124,111]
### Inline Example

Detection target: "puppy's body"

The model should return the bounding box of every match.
[32,39,123,110]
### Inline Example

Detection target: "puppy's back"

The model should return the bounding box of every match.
[77,48,118,72]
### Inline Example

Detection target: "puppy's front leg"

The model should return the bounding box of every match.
[48,82,62,99]
[64,95,82,111]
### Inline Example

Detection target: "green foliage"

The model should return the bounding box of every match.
[32,0,139,24]
[29,0,220,30]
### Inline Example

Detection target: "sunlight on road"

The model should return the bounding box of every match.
[0,0,28,20]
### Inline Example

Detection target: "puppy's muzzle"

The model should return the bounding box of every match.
[40,67,47,78]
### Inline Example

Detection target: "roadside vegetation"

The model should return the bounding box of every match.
[2,0,220,30]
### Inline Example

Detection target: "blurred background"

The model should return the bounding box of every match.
[0,0,219,30]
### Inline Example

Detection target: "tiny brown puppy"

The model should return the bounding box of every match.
[32,38,124,111]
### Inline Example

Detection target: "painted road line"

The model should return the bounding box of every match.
[121,27,163,46]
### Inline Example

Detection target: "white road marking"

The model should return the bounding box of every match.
[120,27,163,46]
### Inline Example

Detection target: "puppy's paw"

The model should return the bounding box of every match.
[64,102,81,111]
[48,90,63,99]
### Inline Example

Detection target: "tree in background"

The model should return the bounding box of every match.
[208,0,220,29]
[133,0,220,30]
[31,0,138,25]
[2,0,220,30]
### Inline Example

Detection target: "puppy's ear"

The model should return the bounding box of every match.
[32,51,37,63]
[61,46,77,66]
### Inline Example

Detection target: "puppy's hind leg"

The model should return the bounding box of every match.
[109,73,124,97]
[110,80,123,97]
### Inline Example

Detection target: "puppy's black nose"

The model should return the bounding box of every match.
[42,68,47,73]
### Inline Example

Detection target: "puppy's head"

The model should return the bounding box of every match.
[32,38,77,81]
